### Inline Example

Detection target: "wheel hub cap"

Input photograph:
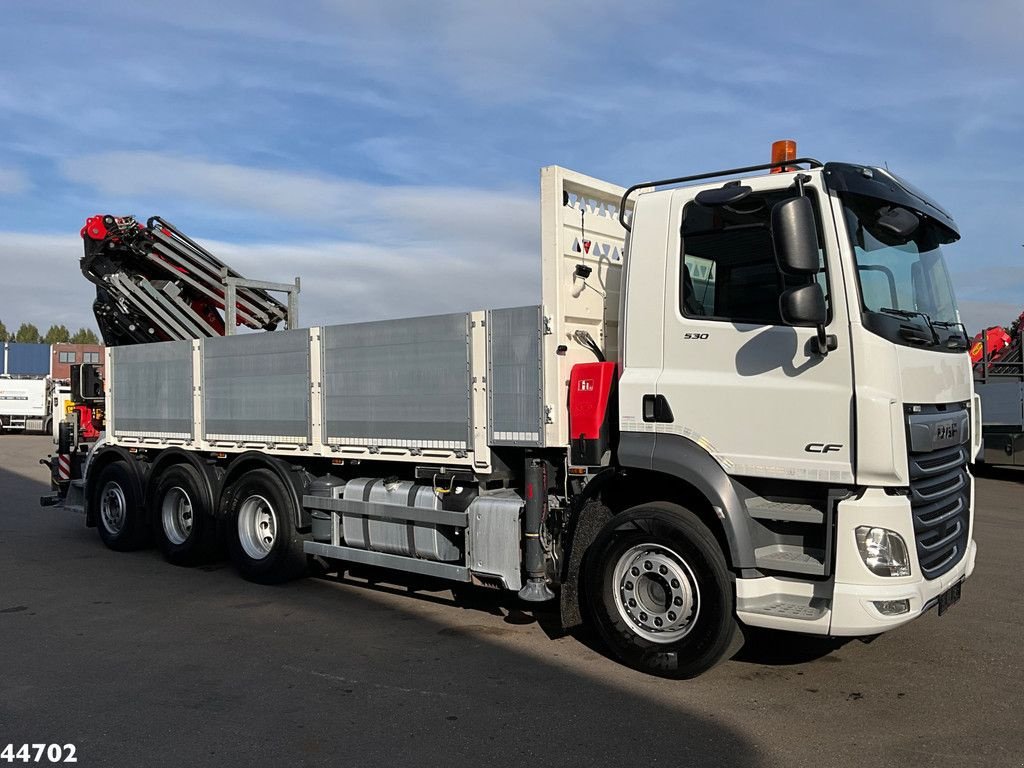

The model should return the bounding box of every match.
[161,487,194,545]
[612,543,699,643]
[100,481,127,535]
[237,494,277,560]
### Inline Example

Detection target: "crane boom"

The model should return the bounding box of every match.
[80,214,298,345]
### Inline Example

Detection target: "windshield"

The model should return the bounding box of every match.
[841,192,966,351]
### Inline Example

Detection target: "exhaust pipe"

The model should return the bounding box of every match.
[518,459,555,603]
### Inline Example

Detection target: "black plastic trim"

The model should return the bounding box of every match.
[617,431,756,568]
[823,162,959,239]
[620,158,823,231]
[219,451,311,530]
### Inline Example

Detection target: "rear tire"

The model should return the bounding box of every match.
[93,460,148,551]
[584,502,741,679]
[151,463,218,566]
[225,469,307,584]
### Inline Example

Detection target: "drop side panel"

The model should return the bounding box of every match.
[321,313,473,451]
[110,340,193,438]
[486,305,544,446]
[202,329,311,444]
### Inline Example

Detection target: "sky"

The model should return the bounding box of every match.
[1,0,1022,335]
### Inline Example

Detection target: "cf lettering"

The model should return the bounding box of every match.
[805,443,843,454]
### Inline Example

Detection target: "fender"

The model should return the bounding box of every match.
[145,448,223,522]
[219,451,312,531]
[84,445,149,528]
[558,494,614,631]
[617,431,756,569]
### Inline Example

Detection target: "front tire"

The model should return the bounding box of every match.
[584,502,740,679]
[93,460,148,551]
[225,469,307,584]
[151,463,218,566]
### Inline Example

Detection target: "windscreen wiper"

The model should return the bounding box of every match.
[878,307,940,346]
[932,320,970,351]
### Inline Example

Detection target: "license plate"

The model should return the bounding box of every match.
[938,581,962,616]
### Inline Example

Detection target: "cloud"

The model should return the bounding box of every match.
[0,167,29,196]
[0,229,541,334]
[0,145,555,335]
[10,152,546,331]
[0,232,89,330]
[60,151,536,246]
[208,238,540,328]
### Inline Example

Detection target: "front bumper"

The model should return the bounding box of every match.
[828,487,975,635]
[736,487,976,636]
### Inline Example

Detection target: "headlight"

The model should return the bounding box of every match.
[855,526,911,577]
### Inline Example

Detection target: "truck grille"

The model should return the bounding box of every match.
[908,442,971,580]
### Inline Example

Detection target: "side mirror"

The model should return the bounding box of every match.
[72,363,104,403]
[772,197,820,274]
[780,284,826,327]
[695,184,753,207]
[780,284,836,356]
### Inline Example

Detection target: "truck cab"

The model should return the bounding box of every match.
[608,152,977,641]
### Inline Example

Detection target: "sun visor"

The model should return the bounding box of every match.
[823,162,960,241]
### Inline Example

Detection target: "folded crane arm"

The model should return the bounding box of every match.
[80,215,299,346]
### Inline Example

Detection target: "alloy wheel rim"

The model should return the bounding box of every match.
[237,494,277,560]
[611,543,700,643]
[100,481,127,535]
[161,486,194,545]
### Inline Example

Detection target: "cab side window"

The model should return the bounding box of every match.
[680,190,828,325]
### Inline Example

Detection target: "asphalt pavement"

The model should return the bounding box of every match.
[1,434,1021,768]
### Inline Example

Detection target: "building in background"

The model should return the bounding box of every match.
[51,343,105,380]
[2,342,50,376]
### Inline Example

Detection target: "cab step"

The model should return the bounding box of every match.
[754,544,826,575]
[745,496,824,524]
[737,594,830,621]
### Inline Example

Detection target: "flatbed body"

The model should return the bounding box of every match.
[103,167,627,469]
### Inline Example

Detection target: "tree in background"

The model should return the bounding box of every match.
[14,323,42,344]
[0,322,101,345]
[70,328,100,344]
[43,324,72,344]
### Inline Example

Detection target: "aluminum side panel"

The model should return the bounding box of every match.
[322,314,472,449]
[202,329,311,440]
[487,305,544,446]
[110,340,193,436]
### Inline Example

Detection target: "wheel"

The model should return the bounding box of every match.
[93,460,148,551]
[150,463,218,566]
[584,502,741,679]
[224,469,307,584]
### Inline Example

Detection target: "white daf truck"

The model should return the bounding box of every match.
[43,146,979,678]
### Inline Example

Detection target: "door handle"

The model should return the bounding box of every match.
[642,394,674,423]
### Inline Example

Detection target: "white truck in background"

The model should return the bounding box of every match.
[44,143,979,678]
[1,376,52,434]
